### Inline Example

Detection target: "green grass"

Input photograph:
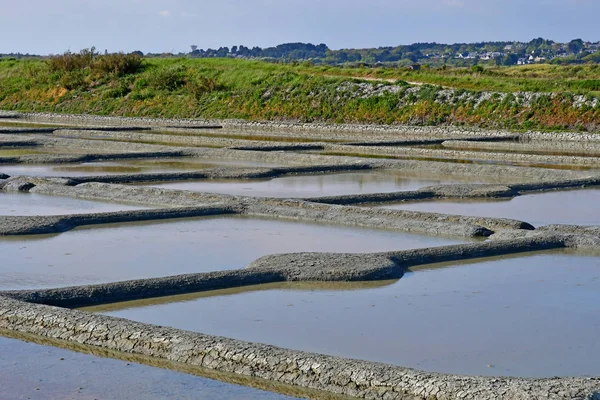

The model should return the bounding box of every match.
[0,57,598,132]
[296,63,600,97]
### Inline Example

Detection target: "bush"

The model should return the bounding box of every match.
[134,78,149,90]
[187,75,219,99]
[59,70,88,90]
[130,88,156,101]
[104,81,131,98]
[48,49,95,73]
[93,53,143,76]
[418,85,439,101]
[147,66,186,91]
[48,48,143,77]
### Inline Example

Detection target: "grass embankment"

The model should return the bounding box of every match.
[302,63,600,96]
[0,55,598,131]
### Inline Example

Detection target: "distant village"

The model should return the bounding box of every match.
[2,38,599,67]
[450,41,600,65]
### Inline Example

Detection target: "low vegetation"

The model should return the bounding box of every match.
[0,51,598,131]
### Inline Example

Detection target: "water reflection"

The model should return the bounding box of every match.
[152,171,473,198]
[0,334,298,400]
[0,157,281,177]
[0,192,147,216]
[381,189,600,227]
[95,251,600,378]
[0,216,463,290]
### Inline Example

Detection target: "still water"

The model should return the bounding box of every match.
[0,336,297,400]
[0,192,146,216]
[0,157,280,177]
[380,189,600,227]
[0,216,463,290]
[151,171,470,198]
[92,252,600,378]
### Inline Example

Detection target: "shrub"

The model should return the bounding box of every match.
[131,88,156,101]
[92,53,143,76]
[104,81,131,98]
[418,85,439,101]
[59,70,88,90]
[134,78,149,90]
[187,75,219,99]
[48,48,143,78]
[48,48,96,73]
[147,66,186,91]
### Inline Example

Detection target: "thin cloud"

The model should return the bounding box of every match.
[442,0,465,7]
[158,10,171,17]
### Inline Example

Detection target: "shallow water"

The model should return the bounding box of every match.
[0,192,146,216]
[151,171,470,198]
[444,144,600,158]
[0,157,281,177]
[94,252,600,378]
[0,148,42,157]
[320,151,595,171]
[152,130,347,143]
[0,121,64,128]
[0,216,463,290]
[380,189,600,227]
[0,336,296,400]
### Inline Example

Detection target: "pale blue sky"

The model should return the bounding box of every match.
[0,0,597,54]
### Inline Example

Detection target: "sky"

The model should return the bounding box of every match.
[0,0,598,55]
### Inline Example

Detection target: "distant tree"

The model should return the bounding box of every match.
[406,51,422,63]
[568,39,584,54]
[347,52,362,62]
[238,46,250,56]
[190,45,198,53]
[231,46,238,54]
[217,47,229,57]
[497,54,518,66]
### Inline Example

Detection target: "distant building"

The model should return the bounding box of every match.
[481,52,504,60]
[517,58,530,65]
[408,64,421,71]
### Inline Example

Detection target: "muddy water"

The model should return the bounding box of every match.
[152,130,347,143]
[0,192,147,216]
[443,144,600,158]
[320,151,595,171]
[0,216,464,290]
[0,157,281,177]
[151,171,471,198]
[0,148,42,157]
[93,251,600,378]
[0,336,297,400]
[0,121,65,128]
[380,189,600,227]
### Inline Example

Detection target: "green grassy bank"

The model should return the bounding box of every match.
[0,55,599,131]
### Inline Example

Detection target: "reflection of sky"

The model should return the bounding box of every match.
[383,189,600,227]
[0,337,293,400]
[0,216,462,290]
[154,171,471,197]
[0,192,145,216]
[104,252,600,378]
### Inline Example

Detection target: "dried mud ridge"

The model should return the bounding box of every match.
[1,112,600,399]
